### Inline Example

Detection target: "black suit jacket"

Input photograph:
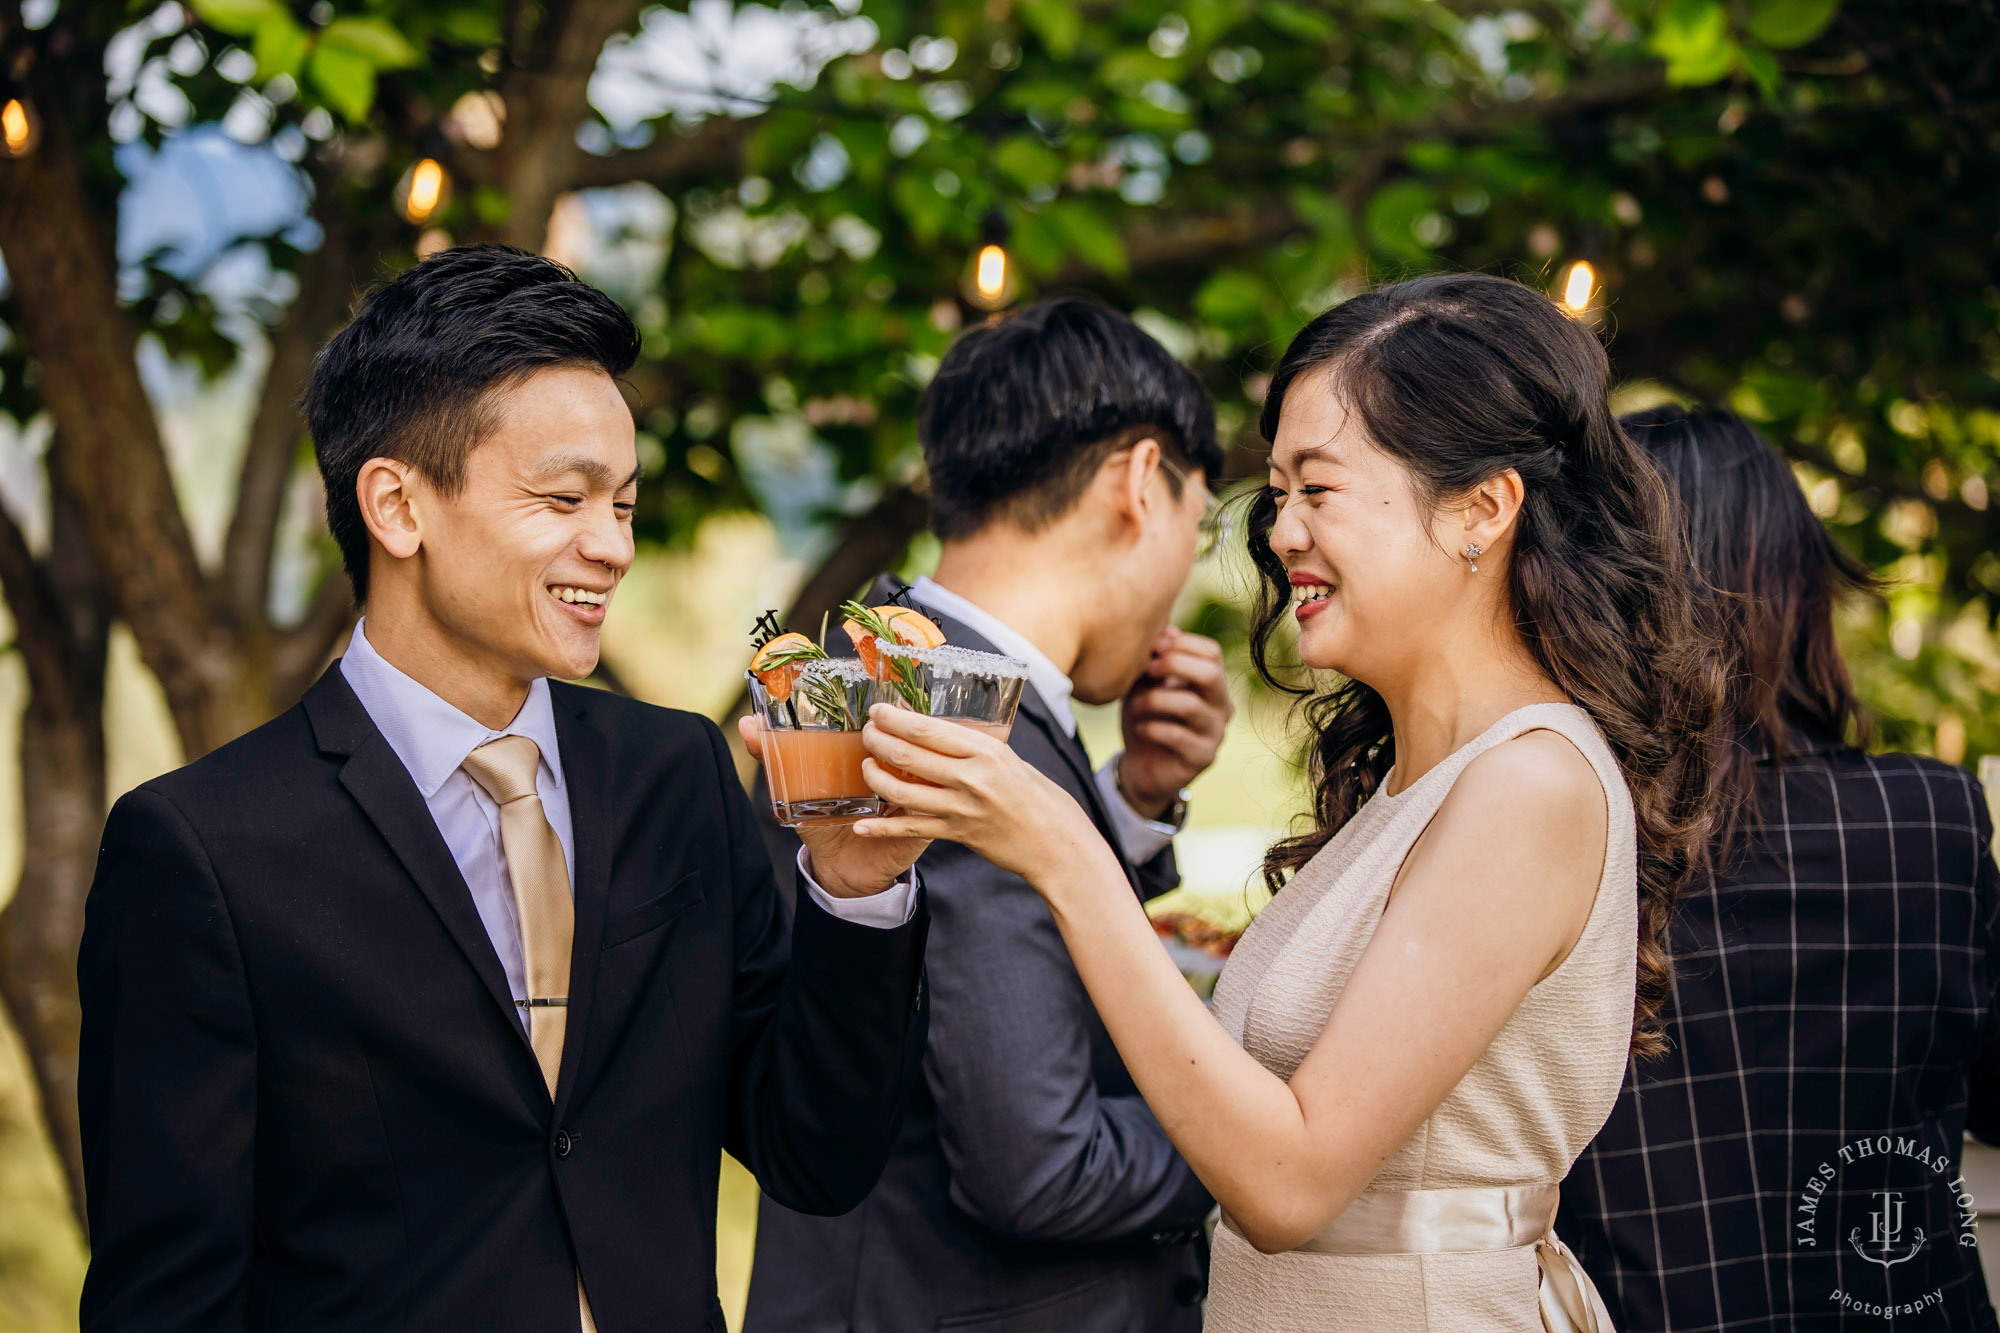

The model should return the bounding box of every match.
[76,665,929,1332]
[745,581,1210,1333]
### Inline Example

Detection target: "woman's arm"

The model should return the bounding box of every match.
[857,706,1608,1252]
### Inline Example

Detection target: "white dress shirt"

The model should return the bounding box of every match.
[339,621,916,1032]
[909,577,1180,861]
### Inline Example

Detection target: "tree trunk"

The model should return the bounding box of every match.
[490,0,649,250]
[0,650,106,1230]
[0,476,111,1230]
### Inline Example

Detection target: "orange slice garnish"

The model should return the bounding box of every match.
[842,606,946,682]
[750,631,816,703]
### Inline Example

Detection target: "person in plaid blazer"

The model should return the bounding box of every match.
[1557,406,2000,1331]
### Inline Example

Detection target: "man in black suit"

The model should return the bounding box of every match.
[745,299,1231,1333]
[75,246,931,1332]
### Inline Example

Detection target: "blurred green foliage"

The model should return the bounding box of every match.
[3,0,1995,763]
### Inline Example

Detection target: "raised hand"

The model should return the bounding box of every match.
[852,705,1102,886]
[1116,628,1233,818]
[737,716,929,897]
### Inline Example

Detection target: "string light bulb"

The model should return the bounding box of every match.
[396,157,451,225]
[961,212,1019,312]
[1,97,42,158]
[1560,260,1596,314]
[974,245,1008,303]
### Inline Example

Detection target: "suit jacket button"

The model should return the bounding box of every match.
[553,1129,573,1159]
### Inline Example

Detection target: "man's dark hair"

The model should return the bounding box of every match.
[303,244,640,602]
[917,297,1221,539]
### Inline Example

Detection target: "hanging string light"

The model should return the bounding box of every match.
[1,97,42,158]
[1559,259,1596,315]
[961,211,1018,312]
[396,157,451,226]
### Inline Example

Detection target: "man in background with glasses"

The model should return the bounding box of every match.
[748,297,1233,1333]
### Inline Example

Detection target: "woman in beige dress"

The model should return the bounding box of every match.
[839,274,1728,1329]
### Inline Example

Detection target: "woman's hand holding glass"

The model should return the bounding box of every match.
[851,704,1106,893]
[738,716,930,898]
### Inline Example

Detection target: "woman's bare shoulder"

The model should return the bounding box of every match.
[1406,728,1609,912]
[1452,727,1606,819]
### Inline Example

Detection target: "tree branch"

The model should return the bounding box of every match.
[0,500,73,712]
[0,48,229,756]
[219,189,373,629]
[487,0,651,250]
[272,567,357,707]
[0,467,109,1225]
[563,114,751,192]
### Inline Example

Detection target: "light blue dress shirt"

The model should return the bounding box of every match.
[338,620,916,1030]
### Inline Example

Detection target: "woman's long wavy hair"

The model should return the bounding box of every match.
[1245,274,1729,1059]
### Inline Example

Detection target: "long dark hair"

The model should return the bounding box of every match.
[1621,405,1875,853]
[1245,273,1728,1058]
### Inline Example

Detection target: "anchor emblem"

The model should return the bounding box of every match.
[1849,1190,1926,1268]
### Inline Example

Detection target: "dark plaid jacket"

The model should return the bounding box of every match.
[1559,739,2000,1331]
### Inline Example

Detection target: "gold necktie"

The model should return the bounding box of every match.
[461,735,573,1094]
[461,736,597,1331]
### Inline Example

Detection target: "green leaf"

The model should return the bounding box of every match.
[308,40,377,123]
[1181,0,1252,52]
[1194,269,1270,329]
[1403,141,1456,173]
[1737,43,1783,97]
[1364,179,1441,261]
[318,16,421,70]
[1008,208,1067,276]
[252,14,309,81]
[1287,186,1352,246]
[433,8,503,47]
[190,0,286,38]
[889,173,954,243]
[999,78,1084,113]
[1649,0,1737,86]
[1745,0,1839,48]
[1111,94,1189,132]
[1019,0,1082,59]
[1048,202,1127,277]
[1262,1,1336,43]
[992,137,1065,190]
[472,187,512,226]
[1098,49,1180,93]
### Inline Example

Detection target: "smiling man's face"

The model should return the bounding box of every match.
[411,364,639,686]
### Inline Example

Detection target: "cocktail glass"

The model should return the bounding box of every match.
[749,657,888,826]
[877,643,1029,742]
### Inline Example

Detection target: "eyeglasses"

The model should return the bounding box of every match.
[1159,455,1230,561]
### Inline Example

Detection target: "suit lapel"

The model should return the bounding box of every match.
[550,687,611,1114]
[1013,697,1140,894]
[305,667,533,1059]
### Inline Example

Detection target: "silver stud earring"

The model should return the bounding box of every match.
[1464,542,1483,572]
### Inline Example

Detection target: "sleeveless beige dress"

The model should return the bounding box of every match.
[1206,703,1635,1332]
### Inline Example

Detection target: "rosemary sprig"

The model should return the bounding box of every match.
[839,599,931,714]
[793,668,856,730]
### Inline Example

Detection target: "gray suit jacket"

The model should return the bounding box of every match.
[744,579,1210,1333]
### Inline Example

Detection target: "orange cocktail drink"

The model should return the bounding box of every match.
[747,657,888,826]
[764,728,871,812]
